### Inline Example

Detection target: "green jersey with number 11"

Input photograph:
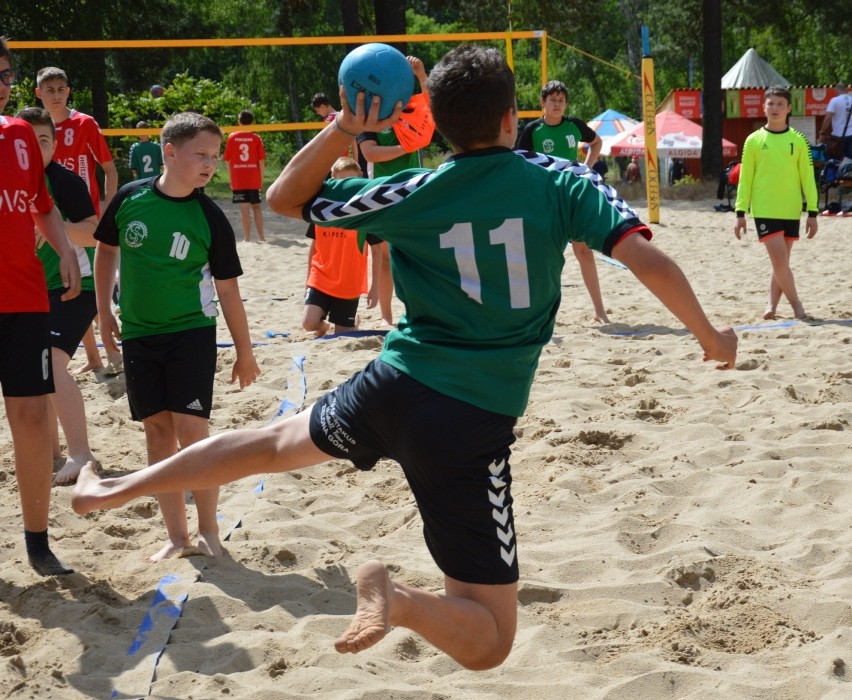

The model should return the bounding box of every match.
[306,148,650,417]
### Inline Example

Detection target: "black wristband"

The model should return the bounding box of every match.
[736,211,745,218]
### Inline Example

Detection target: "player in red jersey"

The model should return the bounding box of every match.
[35,66,117,215]
[36,65,120,373]
[223,110,266,242]
[1,38,81,576]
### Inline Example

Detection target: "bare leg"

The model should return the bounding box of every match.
[75,324,104,373]
[763,236,805,318]
[303,304,330,337]
[239,203,252,242]
[142,411,192,562]
[47,398,63,461]
[252,203,265,242]
[172,413,221,557]
[50,348,97,485]
[6,395,72,575]
[571,241,609,323]
[377,242,394,326]
[335,560,518,671]
[73,409,327,515]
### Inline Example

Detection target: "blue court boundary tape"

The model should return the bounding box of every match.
[314,329,390,341]
[111,573,193,699]
[603,318,851,337]
[271,355,307,422]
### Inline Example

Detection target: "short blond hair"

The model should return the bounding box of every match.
[331,156,362,177]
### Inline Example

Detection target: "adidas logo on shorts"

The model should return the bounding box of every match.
[186,399,203,411]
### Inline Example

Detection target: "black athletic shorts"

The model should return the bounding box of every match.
[305,287,359,327]
[232,189,261,204]
[309,359,519,585]
[755,218,800,241]
[48,288,98,358]
[0,312,54,397]
[123,325,217,421]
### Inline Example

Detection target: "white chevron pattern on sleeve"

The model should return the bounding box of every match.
[309,171,433,224]
[513,149,640,221]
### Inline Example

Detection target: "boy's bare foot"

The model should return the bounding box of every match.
[335,559,394,654]
[313,320,330,338]
[74,360,104,375]
[763,308,777,320]
[54,456,100,486]
[71,461,123,515]
[594,312,610,324]
[196,530,224,557]
[145,540,195,563]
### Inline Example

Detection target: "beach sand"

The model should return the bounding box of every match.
[1,198,850,699]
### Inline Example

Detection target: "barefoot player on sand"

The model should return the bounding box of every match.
[74,45,736,668]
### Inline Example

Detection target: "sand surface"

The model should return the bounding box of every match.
[1,197,850,699]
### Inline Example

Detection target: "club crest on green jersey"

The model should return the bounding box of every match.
[124,221,148,248]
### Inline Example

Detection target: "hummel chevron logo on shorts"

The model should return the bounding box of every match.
[488,458,516,567]
[186,399,203,411]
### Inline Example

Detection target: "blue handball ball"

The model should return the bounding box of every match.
[338,43,414,120]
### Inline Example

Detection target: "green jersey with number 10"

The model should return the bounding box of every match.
[306,148,650,417]
[94,178,243,341]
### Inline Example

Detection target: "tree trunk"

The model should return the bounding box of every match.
[701,0,723,179]
[374,0,406,54]
[89,49,109,127]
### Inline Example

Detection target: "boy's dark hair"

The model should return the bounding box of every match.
[428,45,515,151]
[136,120,148,128]
[238,109,255,126]
[540,80,568,100]
[0,36,9,62]
[14,106,56,138]
[764,85,792,103]
[36,66,68,87]
[161,112,222,147]
[311,92,332,109]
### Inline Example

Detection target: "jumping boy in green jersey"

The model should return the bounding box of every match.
[517,80,610,323]
[734,86,819,320]
[92,111,260,563]
[74,47,736,667]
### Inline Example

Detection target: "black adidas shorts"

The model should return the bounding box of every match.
[123,325,217,421]
[309,359,519,585]
[48,288,98,358]
[0,312,54,397]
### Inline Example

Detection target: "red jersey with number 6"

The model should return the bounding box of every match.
[223,131,266,190]
[53,109,113,215]
[0,116,54,312]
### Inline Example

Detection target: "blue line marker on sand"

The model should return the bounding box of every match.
[111,574,193,699]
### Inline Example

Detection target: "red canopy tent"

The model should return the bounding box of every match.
[607,110,738,159]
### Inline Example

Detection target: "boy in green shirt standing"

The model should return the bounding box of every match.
[93,112,260,562]
[734,86,819,320]
[517,80,609,323]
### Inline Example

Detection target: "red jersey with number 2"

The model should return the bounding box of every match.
[0,116,54,312]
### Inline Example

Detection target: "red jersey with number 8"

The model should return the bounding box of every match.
[52,109,113,215]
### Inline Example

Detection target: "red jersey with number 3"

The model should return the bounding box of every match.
[53,109,113,215]
[0,116,54,312]
[223,131,266,190]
